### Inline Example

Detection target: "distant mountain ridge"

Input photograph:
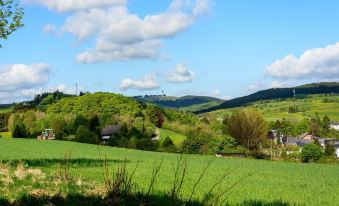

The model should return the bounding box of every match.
[134,95,224,111]
[196,82,339,114]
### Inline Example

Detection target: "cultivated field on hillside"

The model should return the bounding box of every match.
[208,95,339,122]
[0,138,338,205]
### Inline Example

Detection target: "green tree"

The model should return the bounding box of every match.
[75,125,97,144]
[0,0,24,47]
[162,136,174,147]
[301,143,323,163]
[74,114,89,131]
[227,108,267,149]
[12,122,27,138]
[324,144,336,157]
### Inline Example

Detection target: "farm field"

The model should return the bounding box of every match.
[0,138,338,205]
[0,107,12,113]
[208,95,339,122]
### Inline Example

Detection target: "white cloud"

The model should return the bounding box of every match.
[212,89,221,97]
[0,63,52,103]
[43,24,57,34]
[167,63,195,83]
[120,75,160,91]
[0,63,51,92]
[42,0,211,63]
[23,0,126,12]
[265,42,339,80]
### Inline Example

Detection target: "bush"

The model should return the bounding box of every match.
[75,125,98,144]
[324,144,336,157]
[136,138,158,151]
[12,123,27,138]
[162,136,174,147]
[301,143,323,163]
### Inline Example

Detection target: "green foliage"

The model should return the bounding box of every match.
[301,144,323,163]
[47,93,143,118]
[136,138,158,151]
[324,144,336,157]
[162,136,174,147]
[75,125,97,144]
[73,114,89,131]
[226,108,267,149]
[12,122,27,138]
[0,0,24,47]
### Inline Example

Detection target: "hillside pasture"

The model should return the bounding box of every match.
[159,129,186,146]
[0,138,338,205]
[208,94,339,122]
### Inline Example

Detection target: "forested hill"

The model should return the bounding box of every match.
[197,82,339,113]
[134,95,223,111]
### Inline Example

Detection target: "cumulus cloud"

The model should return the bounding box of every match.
[39,0,211,63]
[23,0,126,12]
[120,75,160,91]
[0,63,51,92]
[0,63,52,103]
[265,42,339,80]
[167,63,195,83]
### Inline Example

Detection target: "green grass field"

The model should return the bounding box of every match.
[0,107,12,113]
[208,95,339,122]
[159,129,186,146]
[0,138,338,205]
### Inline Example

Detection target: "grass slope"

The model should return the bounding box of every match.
[159,129,186,146]
[207,95,339,122]
[0,107,12,113]
[0,138,338,205]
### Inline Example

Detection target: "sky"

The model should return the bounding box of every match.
[1,0,339,103]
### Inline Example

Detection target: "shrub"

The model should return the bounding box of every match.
[136,138,158,151]
[12,123,27,138]
[75,125,98,144]
[301,143,323,163]
[162,136,174,147]
[324,144,336,157]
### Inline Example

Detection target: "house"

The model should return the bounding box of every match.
[284,137,310,147]
[298,133,319,141]
[101,125,121,141]
[330,122,339,131]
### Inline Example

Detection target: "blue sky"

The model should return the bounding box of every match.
[1,0,339,103]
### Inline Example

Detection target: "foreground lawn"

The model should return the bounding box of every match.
[0,138,338,205]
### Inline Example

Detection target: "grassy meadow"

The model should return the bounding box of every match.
[0,107,12,113]
[0,138,338,205]
[208,95,339,122]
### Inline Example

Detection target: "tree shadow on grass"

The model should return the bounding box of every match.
[0,195,291,206]
[2,158,130,167]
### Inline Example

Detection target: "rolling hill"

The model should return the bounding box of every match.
[197,82,339,113]
[134,95,224,112]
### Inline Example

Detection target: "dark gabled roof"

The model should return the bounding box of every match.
[101,125,121,136]
[285,137,310,147]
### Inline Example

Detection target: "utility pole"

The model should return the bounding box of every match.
[75,83,78,96]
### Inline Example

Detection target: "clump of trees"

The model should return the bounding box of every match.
[224,108,267,150]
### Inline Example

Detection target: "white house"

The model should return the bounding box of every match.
[330,122,339,130]
[336,148,339,158]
